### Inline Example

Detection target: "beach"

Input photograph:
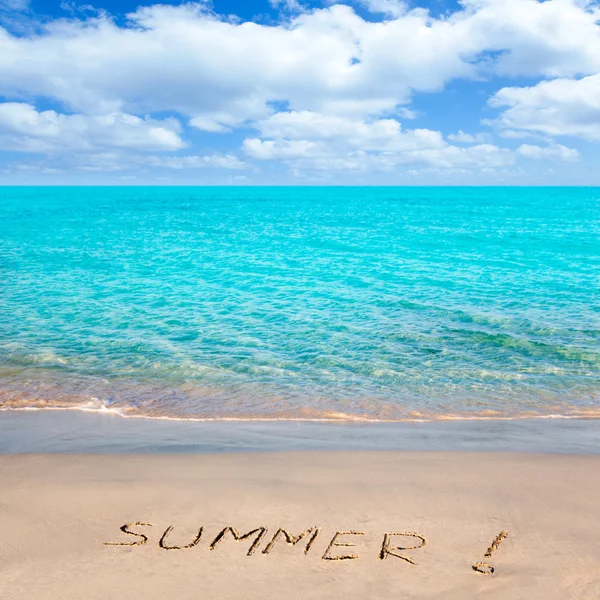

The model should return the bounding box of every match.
[1,450,600,600]
[2,0,600,589]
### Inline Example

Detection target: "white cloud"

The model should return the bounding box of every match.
[189,115,233,133]
[498,129,539,140]
[252,143,515,173]
[244,111,514,173]
[447,131,488,143]
[397,144,515,169]
[396,107,418,119]
[517,143,579,162]
[269,0,305,12]
[491,74,600,140]
[456,0,600,79]
[7,150,246,174]
[0,102,185,152]
[252,111,445,151]
[143,154,247,169]
[1,0,600,128]
[0,0,29,10]
[1,1,600,179]
[243,138,319,160]
[356,0,408,18]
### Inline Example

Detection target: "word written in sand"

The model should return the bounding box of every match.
[105,523,427,563]
[105,522,509,573]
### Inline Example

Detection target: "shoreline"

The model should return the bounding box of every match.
[1,451,599,599]
[2,409,600,454]
[4,403,600,423]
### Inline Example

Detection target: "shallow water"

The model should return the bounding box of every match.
[1,187,599,421]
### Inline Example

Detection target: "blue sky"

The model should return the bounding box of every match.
[1,0,600,184]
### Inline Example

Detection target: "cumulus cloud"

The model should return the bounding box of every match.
[498,129,539,140]
[243,111,514,173]
[253,111,445,151]
[0,102,185,152]
[517,143,579,162]
[1,0,600,178]
[457,0,600,79]
[400,144,515,169]
[447,131,488,144]
[1,0,600,126]
[491,74,600,140]
[243,142,515,173]
[243,138,320,160]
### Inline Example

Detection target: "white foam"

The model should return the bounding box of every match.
[0,404,598,424]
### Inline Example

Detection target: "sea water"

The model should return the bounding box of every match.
[1,186,598,422]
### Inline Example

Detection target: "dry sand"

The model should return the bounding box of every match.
[1,452,599,599]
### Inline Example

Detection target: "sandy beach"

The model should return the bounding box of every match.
[1,451,599,600]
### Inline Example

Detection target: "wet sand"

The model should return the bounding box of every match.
[2,409,600,454]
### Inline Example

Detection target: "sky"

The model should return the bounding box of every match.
[1,0,600,185]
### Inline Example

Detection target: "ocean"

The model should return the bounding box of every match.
[1,186,599,423]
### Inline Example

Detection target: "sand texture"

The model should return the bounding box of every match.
[1,452,599,599]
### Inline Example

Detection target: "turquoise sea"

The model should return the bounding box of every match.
[0,187,599,422]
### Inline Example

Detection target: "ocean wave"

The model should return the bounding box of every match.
[2,397,600,424]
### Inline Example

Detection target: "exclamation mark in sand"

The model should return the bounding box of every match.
[472,530,509,575]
